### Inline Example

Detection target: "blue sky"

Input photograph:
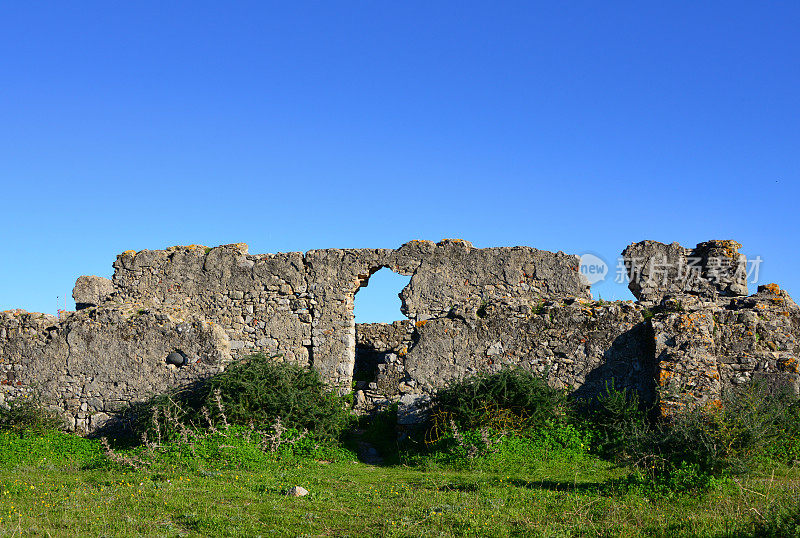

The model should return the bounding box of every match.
[1,1,798,322]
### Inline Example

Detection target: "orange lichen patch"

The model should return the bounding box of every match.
[717,240,742,260]
[437,238,474,249]
[398,346,408,357]
[121,250,137,256]
[707,398,723,410]
[763,283,781,295]
[167,244,208,251]
[771,297,784,304]
[215,242,249,253]
[677,313,705,332]
[780,311,791,317]
[778,357,799,374]
[415,320,428,328]
[658,369,673,385]
[659,401,686,417]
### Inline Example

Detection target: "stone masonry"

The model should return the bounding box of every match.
[0,239,797,431]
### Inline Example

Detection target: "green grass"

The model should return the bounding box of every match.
[2,368,800,536]
[0,432,798,536]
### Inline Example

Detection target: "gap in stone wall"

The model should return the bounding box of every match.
[353,267,411,324]
[352,267,412,399]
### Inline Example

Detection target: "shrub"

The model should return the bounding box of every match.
[428,368,568,433]
[654,380,800,475]
[115,354,354,453]
[415,368,586,468]
[607,379,800,494]
[719,380,800,465]
[0,395,64,434]
[578,382,650,459]
[198,354,353,441]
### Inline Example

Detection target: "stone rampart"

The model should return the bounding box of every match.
[1,238,797,431]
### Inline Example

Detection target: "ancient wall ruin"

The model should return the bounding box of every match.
[0,239,797,431]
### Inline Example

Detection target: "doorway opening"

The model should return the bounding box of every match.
[353,267,410,324]
[352,268,412,406]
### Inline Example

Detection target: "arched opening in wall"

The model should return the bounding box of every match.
[352,268,412,411]
[353,267,410,324]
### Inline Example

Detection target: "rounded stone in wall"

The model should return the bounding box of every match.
[166,352,187,366]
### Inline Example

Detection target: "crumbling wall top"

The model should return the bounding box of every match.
[622,239,748,306]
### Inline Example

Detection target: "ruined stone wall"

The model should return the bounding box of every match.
[109,244,312,366]
[354,301,654,421]
[352,240,800,418]
[0,237,797,432]
[623,241,800,413]
[107,239,588,391]
[0,306,230,431]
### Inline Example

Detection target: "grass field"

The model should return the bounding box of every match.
[0,432,797,537]
[2,364,800,536]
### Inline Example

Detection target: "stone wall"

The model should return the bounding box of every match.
[0,238,797,431]
[353,301,654,422]
[0,305,230,431]
[107,239,588,390]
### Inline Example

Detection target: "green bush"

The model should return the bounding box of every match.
[579,382,650,459]
[428,368,568,432]
[199,354,353,441]
[415,368,584,469]
[719,380,800,465]
[0,395,64,434]
[122,354,353,446]
[657,380,800,475]
[606,379,800,493]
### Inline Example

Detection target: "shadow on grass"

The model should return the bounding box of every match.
[508,478,608,493]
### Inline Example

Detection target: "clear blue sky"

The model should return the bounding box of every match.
[1,1,798,323]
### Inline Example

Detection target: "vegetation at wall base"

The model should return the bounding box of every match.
[112,353,354,448]
[0,395,65,435]
[0,363,799,534]
[199,353,354,441]
[428,367,569,432]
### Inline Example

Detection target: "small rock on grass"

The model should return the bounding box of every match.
[285,486,309,497]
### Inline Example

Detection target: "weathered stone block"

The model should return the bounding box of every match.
[72,275,114,309]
